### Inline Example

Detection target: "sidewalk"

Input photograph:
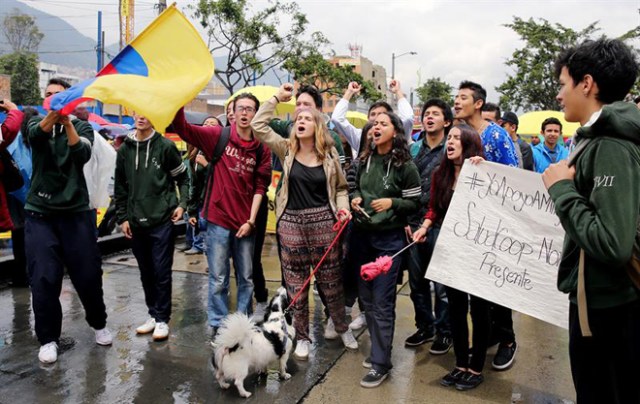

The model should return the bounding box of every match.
[0,236,576,403]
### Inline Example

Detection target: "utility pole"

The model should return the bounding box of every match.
[96,11,103,74]
[96,11,104,115]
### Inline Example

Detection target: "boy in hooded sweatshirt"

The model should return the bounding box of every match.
[26,107,111,365]
[115,114,189,341]
[170,93,272,340]
[542,38,640,404]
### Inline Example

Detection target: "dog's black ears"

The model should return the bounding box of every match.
[284,310,292,325]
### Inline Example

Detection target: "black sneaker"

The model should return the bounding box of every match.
[440,368,465,387]
[429,334,452,355]
[455,371,484,391]
[492,341,517,370]
[362,357,372,369]
[360,368,388,388]
[404,329,434,347]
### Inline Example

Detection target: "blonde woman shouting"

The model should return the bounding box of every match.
[251,83,357,360]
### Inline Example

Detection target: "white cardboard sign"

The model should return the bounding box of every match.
[427,161,569,329]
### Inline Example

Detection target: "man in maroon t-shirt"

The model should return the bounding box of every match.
[171,93,271,340]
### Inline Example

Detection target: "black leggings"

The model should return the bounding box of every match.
[446,286,491,373]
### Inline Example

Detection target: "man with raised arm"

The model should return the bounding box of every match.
[332,80,415,158]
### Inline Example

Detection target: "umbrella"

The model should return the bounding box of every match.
[185,110,216,126]
[517,111,580,144]
[225,85,295,116]
[345,111,368,129]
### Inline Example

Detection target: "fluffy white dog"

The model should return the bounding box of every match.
[212,287,295,398]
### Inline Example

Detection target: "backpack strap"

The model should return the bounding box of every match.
[202,126,231,220]
[577,250,592,337]
[567,138,591,166]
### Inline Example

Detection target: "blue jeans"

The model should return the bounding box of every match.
[354,227,405,373]
[407,226,450,336]
[205,223,255,327]
[184,211,205,252]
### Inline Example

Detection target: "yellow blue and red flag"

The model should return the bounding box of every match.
[50,4,214,131]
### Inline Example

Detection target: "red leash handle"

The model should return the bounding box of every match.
[286,218,350,312]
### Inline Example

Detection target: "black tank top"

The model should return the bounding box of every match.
[287,159,328,209]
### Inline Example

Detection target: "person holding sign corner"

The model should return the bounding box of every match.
[413,124,489,391]
[542,39,640,404]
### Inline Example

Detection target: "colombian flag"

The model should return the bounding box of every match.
[50,4,214,131]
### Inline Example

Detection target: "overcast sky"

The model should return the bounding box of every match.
[16,0,640,103]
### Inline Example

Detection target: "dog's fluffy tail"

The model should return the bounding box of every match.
[214,312,255,349]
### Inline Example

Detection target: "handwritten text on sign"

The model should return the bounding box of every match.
[427,161,568,329]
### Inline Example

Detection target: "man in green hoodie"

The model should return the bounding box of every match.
[542,38,640,404]
[27,80,112,364]
[115,113,189,341]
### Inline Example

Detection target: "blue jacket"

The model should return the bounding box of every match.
[532,143,569,173]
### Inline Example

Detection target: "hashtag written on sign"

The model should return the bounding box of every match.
[464,172,485,191]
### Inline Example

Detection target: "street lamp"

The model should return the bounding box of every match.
[391,51,417,80]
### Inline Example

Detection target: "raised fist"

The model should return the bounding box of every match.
[276,83,294,103]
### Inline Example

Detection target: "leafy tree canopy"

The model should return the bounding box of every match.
[1,9,44,53]
[191,0,328,94]
[0,52,42,105]
[498,17,640,111]
[283,50,383,102]
[415,77,454,106]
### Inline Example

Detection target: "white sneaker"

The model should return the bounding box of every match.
[38,342,58,364]
[95,328,113,346]
[324,318,339,340]
[153,322,169,341]
[252,302,268,323]
[293,340,310,360]
[136,318,156,335]
[340,329,359,351]
[349,313,367,330]
[136,318,156,334]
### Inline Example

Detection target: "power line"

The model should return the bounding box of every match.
[0,12,122,19]
[36,49,96,54]
[22,0,156,6]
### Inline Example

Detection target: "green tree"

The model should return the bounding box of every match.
[283,50,383,102]
[497,17,640,111]
[1,9,44,53]
[0,52,42,105]
[414,77,454,106]
[191,0,328,94]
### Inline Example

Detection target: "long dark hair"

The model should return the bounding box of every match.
[359,112,411,167]
[431,124,484,215]
[20,107,40,147]
[357,121,375,157]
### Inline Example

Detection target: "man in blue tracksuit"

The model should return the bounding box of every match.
[533,117,569,173]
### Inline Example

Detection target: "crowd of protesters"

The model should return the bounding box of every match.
[0,37,638,402]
